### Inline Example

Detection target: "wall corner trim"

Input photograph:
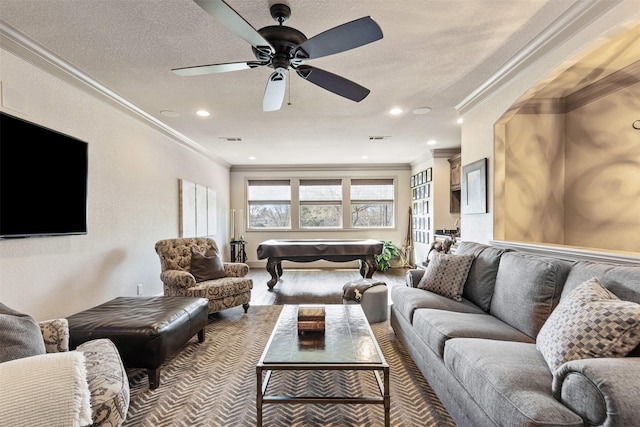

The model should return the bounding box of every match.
[455,0,621,114]
[0,21,230,169]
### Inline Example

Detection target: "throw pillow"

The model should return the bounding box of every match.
[417,253,475,301]
[536,277,640,372]
[190,246,226,282]
[0,302,47,363]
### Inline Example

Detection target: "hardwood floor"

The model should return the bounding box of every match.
[248,267,409,306]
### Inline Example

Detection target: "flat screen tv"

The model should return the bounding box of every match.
[1,112,88,238]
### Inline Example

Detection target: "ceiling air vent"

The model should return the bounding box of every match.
[219,137,243,142]
[369,136,390,141]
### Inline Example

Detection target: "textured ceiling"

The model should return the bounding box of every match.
[0,0,581,166]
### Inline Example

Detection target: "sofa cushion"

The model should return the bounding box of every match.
[536,277,640,372]
[444,338,583,426]
[390,285,485,323]
[190,246,226,281]
[413,309,533,357]
[455,241,509,311]
[0,302,46,363]
[417,253,475,301]
[491,252,572,339]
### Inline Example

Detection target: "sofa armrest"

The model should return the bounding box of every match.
[223,262,250,277]
[552,357,640,426]
[39,318,69,353]
[160,270,197,289]
[77,338,130,426]
[405,269,426,288]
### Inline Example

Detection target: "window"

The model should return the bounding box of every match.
[247,180,291,228]
[299,179,342,228]
[350,179,394,227]
[246,177,396,230]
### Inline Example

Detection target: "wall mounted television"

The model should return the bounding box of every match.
[0,112,88,239]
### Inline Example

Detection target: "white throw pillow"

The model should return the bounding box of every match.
[536,277,640,372]
[417,252,475,301]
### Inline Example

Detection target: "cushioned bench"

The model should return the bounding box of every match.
[67,296,209,389]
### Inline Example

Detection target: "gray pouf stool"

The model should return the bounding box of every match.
[342,279,389,323]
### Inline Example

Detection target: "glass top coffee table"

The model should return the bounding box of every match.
[256,304,390,426]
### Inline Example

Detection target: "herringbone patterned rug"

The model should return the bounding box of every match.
[123,305,454,427]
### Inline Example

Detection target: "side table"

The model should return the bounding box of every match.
[230,239,247,263]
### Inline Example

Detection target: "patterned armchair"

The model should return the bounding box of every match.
[155,237,253,314]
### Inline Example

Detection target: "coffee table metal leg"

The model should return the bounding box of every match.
[384,366,390,427]
[256,366,263,427]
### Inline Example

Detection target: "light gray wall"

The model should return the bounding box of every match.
[230,167,411,270]
[0,49,231,320]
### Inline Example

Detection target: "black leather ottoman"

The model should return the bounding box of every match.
[67,296,209,389]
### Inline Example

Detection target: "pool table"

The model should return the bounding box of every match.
[256,239,384,288]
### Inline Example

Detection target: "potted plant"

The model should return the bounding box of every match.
[375,240,399,272]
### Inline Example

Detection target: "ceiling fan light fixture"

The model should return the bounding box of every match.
[176,2,383,111]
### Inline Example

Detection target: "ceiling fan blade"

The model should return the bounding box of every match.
[194,0,275,55]
[296,65,370,102]
[293,16,382,60]
[172,61,263,76]
[263,69,287,112]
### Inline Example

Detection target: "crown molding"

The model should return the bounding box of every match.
[565,59,640,110]
[230,163,411,173]
[0,21,230,168]
[431,148,461,159]
[455,0,621,114]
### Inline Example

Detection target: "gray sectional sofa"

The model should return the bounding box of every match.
[391,241,640,427]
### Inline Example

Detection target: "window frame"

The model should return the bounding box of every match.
[245,176,397,232]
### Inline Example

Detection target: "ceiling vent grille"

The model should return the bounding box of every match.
[369,136,390,140]
[219,137,243,142]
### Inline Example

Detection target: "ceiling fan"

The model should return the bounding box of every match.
[172,0,383,111]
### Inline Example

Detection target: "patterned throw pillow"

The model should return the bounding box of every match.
[190,246,227,282]
[417,253,475,301]
[536,277,640,372]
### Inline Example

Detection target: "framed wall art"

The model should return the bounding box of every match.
[461,158,487,214]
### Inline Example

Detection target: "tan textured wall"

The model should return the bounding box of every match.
[504,114,566,244]
[564,82,640,252]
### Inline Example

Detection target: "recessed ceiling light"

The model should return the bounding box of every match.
[456,117,464,124]
[196,110,210,117]
[389,107,403,116]
[160,110,180,118]
[412,107,432,115]
[361,155,369,159]
[248,156,256,160]
[427,139,437,145]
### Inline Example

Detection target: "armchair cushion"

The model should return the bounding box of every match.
[0,351,92,427]
[0,302,46,362]
[190,246,226,281]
